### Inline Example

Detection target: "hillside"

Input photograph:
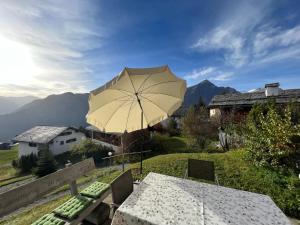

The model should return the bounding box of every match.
[183,79,238,107]
[0,96,38,115]
[0,93,88,141]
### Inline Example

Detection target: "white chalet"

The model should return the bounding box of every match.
[13,126,86,157]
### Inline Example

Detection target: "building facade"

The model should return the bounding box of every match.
[209,83,300,120]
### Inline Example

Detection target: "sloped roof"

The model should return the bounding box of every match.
[209,89,300,107]
[13,126,70,144]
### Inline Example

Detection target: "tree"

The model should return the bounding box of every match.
[35,145,57,177]
[244,103,300,169]
[12,153,38,174]
[166,118,180,136]
[72,139,112,164]
[182,105,217,149]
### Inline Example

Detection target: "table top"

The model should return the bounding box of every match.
[111,172,291,225]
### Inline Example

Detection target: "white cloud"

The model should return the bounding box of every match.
[193,0,270,67]
[253,25,300,56]
[184,67,216,80]
[192,0,300,68]
[0,0,105,97]
[184,66,234,85]
[214,72,234,81]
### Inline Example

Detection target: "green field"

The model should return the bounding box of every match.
[0,147,18,181]
[0,146,34,186]
[0,146,18,164]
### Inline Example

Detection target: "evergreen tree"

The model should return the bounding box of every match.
[35,144,57,177]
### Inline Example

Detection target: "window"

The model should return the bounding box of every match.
[59,131,72,136]
[28,142,37,147]
[66,138,76,143]
[60,141,64,145]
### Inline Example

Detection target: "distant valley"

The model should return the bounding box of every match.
[0,96,38,115]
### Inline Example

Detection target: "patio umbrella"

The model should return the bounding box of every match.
[86,65,186,133]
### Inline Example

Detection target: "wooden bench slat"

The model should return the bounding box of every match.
[0,158,95,217]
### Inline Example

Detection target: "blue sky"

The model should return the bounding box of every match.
[0,0,299,96]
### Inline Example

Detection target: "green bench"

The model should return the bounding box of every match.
[53,195,93,220]
[31,181,111,224]
[80,182,110,199]
[31,213,65,225]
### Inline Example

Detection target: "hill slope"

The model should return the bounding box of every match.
[183,80,238,107]
[0,93,88,141]
[0,96,38,115]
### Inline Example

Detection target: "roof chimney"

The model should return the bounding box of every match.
[265,83,280,97]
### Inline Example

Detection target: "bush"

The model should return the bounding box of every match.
[166,118,180,136]
[34,147,57,177]
[182,105,217,149]
[12,153,38,174]
[244,103,300,170]
[71,139,113,165]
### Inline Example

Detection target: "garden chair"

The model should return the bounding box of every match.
[110,169,134,213]
[184,159,219,185]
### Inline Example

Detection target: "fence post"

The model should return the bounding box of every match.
[121,135,125,172]
[65,162,78,196]
[140,151,143,175]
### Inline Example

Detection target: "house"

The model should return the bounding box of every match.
[86,125,121,152]
[0,142,11,150]
[209,83,300,119]
[13,126,86,157]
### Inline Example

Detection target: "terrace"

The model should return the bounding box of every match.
[0,145,299,225]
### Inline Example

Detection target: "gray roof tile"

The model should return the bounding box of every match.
[13,126,69,144]
[209,89,300,107]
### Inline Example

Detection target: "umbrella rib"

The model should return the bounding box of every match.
[138,80,182,93]
[110,88,133,96]
[136,74,152,93]
[90,95,133,114]
[127,72,137,93]
[125,100,135,131]
[126,72,149,127]
[141,92,183,100]
[103,100,131,129]
[139,95,169,116]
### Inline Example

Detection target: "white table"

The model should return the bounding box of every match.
[111,172,291,225]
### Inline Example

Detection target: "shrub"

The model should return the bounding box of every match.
[12,153,38,174]
[182,105,217,149]
[71,139,113,165]
[166,118,180,136]
[244,103,300,170]
[212,107,247,151]
[34,147,57,177]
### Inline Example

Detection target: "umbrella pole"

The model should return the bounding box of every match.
[121,135,125,172]
[140,111,143,175]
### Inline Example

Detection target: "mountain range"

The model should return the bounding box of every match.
[0,80,238,141]
[183,80,238,107]
[0,96,38,115]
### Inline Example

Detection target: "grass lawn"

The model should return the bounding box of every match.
[130,150,300,219]
[0,146,18,164]
[0,146,34,186]
[0,147,19,181]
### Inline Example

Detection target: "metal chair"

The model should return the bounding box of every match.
[110,169,134,212]
[184,159,219,185]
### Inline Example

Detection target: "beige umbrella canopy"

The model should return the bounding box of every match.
[86,65,186,133]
